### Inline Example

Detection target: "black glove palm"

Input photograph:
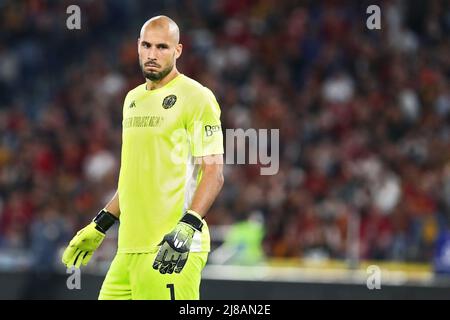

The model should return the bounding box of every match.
[153,211,203,274]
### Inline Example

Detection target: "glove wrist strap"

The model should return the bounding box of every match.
[93,209,118,233]
[181,210,203,231]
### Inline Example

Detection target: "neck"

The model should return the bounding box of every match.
[146,67,180,91]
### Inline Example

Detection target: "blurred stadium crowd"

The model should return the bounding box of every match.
[0,0,449,271]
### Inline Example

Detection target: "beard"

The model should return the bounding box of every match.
[140,61,173,81]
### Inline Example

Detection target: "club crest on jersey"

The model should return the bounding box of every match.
[162,95,177,109]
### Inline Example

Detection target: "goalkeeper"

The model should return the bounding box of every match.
[61,15,224,300]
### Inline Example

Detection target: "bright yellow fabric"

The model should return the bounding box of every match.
[117,74,222,253]
[98,251,208,300]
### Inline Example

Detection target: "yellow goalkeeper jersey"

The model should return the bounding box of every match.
[117,74,223,253]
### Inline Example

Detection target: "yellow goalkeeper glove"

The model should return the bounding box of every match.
[62,209,118,268]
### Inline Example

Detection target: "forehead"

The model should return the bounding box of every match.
[140,27,175,44]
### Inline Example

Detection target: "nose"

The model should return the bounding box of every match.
[147,46,158,60]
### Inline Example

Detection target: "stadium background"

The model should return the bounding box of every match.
[0,0,450,299]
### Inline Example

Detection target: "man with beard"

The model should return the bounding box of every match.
[62,15,224,300]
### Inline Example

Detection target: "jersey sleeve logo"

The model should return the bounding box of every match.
[162,95,177,109]
[205,124,221,137]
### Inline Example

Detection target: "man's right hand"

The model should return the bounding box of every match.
[62,222,105,268]
[62,209,118,268]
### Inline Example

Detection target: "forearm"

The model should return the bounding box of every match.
[104,190,120,219]
[153,155,223,274]
[189,155,224,217]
